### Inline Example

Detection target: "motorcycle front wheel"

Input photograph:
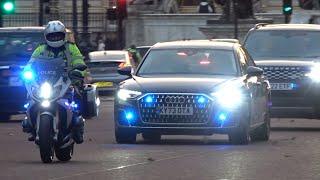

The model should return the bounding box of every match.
[39,114,54,163]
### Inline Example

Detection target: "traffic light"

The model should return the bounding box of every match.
[0,0,15,14]
[117,0,127,19]
[283,0,293,15]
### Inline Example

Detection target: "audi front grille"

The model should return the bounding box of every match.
[138,94,213,124]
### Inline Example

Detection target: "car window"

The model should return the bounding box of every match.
[0,32,44,63]
[138,48,238,76]
[244,30,320,60]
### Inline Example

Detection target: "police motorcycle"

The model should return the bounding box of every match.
[22,57,99,163]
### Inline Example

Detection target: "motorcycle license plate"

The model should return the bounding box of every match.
[159,106,193,116]
[270,83,294,90]
[9,77,23,86]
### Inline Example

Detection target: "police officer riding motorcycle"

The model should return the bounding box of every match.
[21,21,98,163]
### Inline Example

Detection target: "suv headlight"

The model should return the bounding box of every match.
[306,64,320,82]
[39,82,53,99]
[211,86,243,109]
[117,89,142,101]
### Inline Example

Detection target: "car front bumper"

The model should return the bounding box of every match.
[269,79,320,117]
[114,97,248,135]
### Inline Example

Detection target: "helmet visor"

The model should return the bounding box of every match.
[46,32,65,42]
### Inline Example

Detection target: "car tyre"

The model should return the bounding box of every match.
[250,110,270,142]
[115,127,136,144]
[55,145,74,162]
[229,125,249,145]
[142,132,161,143]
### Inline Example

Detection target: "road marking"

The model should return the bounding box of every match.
[50,147,227,180]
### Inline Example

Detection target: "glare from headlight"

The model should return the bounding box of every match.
[41,100,50,108]
[211,87,243,108]
[117,89,142,101]
[40,82,53,99]
[306,64,320,82]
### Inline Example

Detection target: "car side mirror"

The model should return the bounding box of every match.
[247,66,263,77]
[118,66,132,77]
[69,70,84,80]
[72,64,87,71]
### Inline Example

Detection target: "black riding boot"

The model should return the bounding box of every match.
[72,116,85,144]
[21,117,36,141]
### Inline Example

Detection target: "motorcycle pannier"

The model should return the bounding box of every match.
[82,84,99,119]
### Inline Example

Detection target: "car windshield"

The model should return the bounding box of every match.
[244,30,320,60]
[137,48,237,76]
[0,32,44,64]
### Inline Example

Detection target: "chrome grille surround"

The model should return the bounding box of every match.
[261,66,308,80]
[137,93,214,125]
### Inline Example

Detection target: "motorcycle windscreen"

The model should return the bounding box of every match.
[31,57,65,83]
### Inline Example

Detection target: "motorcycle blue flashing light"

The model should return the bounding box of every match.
[22,70,34,81]
[24,103,30,109]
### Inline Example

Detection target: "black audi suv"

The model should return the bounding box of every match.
[114,40,270,145]
[244,24,320,118]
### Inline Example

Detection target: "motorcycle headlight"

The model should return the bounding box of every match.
[40,82,53,99]
[117,89,142,101]
[211,86,243,109]
[306,64,320,82]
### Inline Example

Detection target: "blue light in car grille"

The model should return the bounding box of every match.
[197,96,206,104]
[218,113,227,121]
[145,95,154,103]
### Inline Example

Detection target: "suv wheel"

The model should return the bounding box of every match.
[229,124,250,145]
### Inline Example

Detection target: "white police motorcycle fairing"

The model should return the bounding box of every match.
[22,57,97,163]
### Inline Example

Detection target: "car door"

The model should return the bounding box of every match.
[242,47,267,125]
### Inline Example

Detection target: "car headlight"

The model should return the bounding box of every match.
[306,64,320,82]
[211,85,243,109]
[117,89,142,101]
[39,82,53,99]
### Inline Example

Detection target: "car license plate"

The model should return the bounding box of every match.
[94,82,113,88]
[270,83,293,90]
[9,77,23,86]
[159,107,193,116]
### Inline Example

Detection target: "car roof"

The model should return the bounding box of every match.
[152,40,236,50]
[0,26,72,33]
[253,24,320,31]
[89,50,128,61]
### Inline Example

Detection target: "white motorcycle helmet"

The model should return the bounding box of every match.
[44,20,66,48]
